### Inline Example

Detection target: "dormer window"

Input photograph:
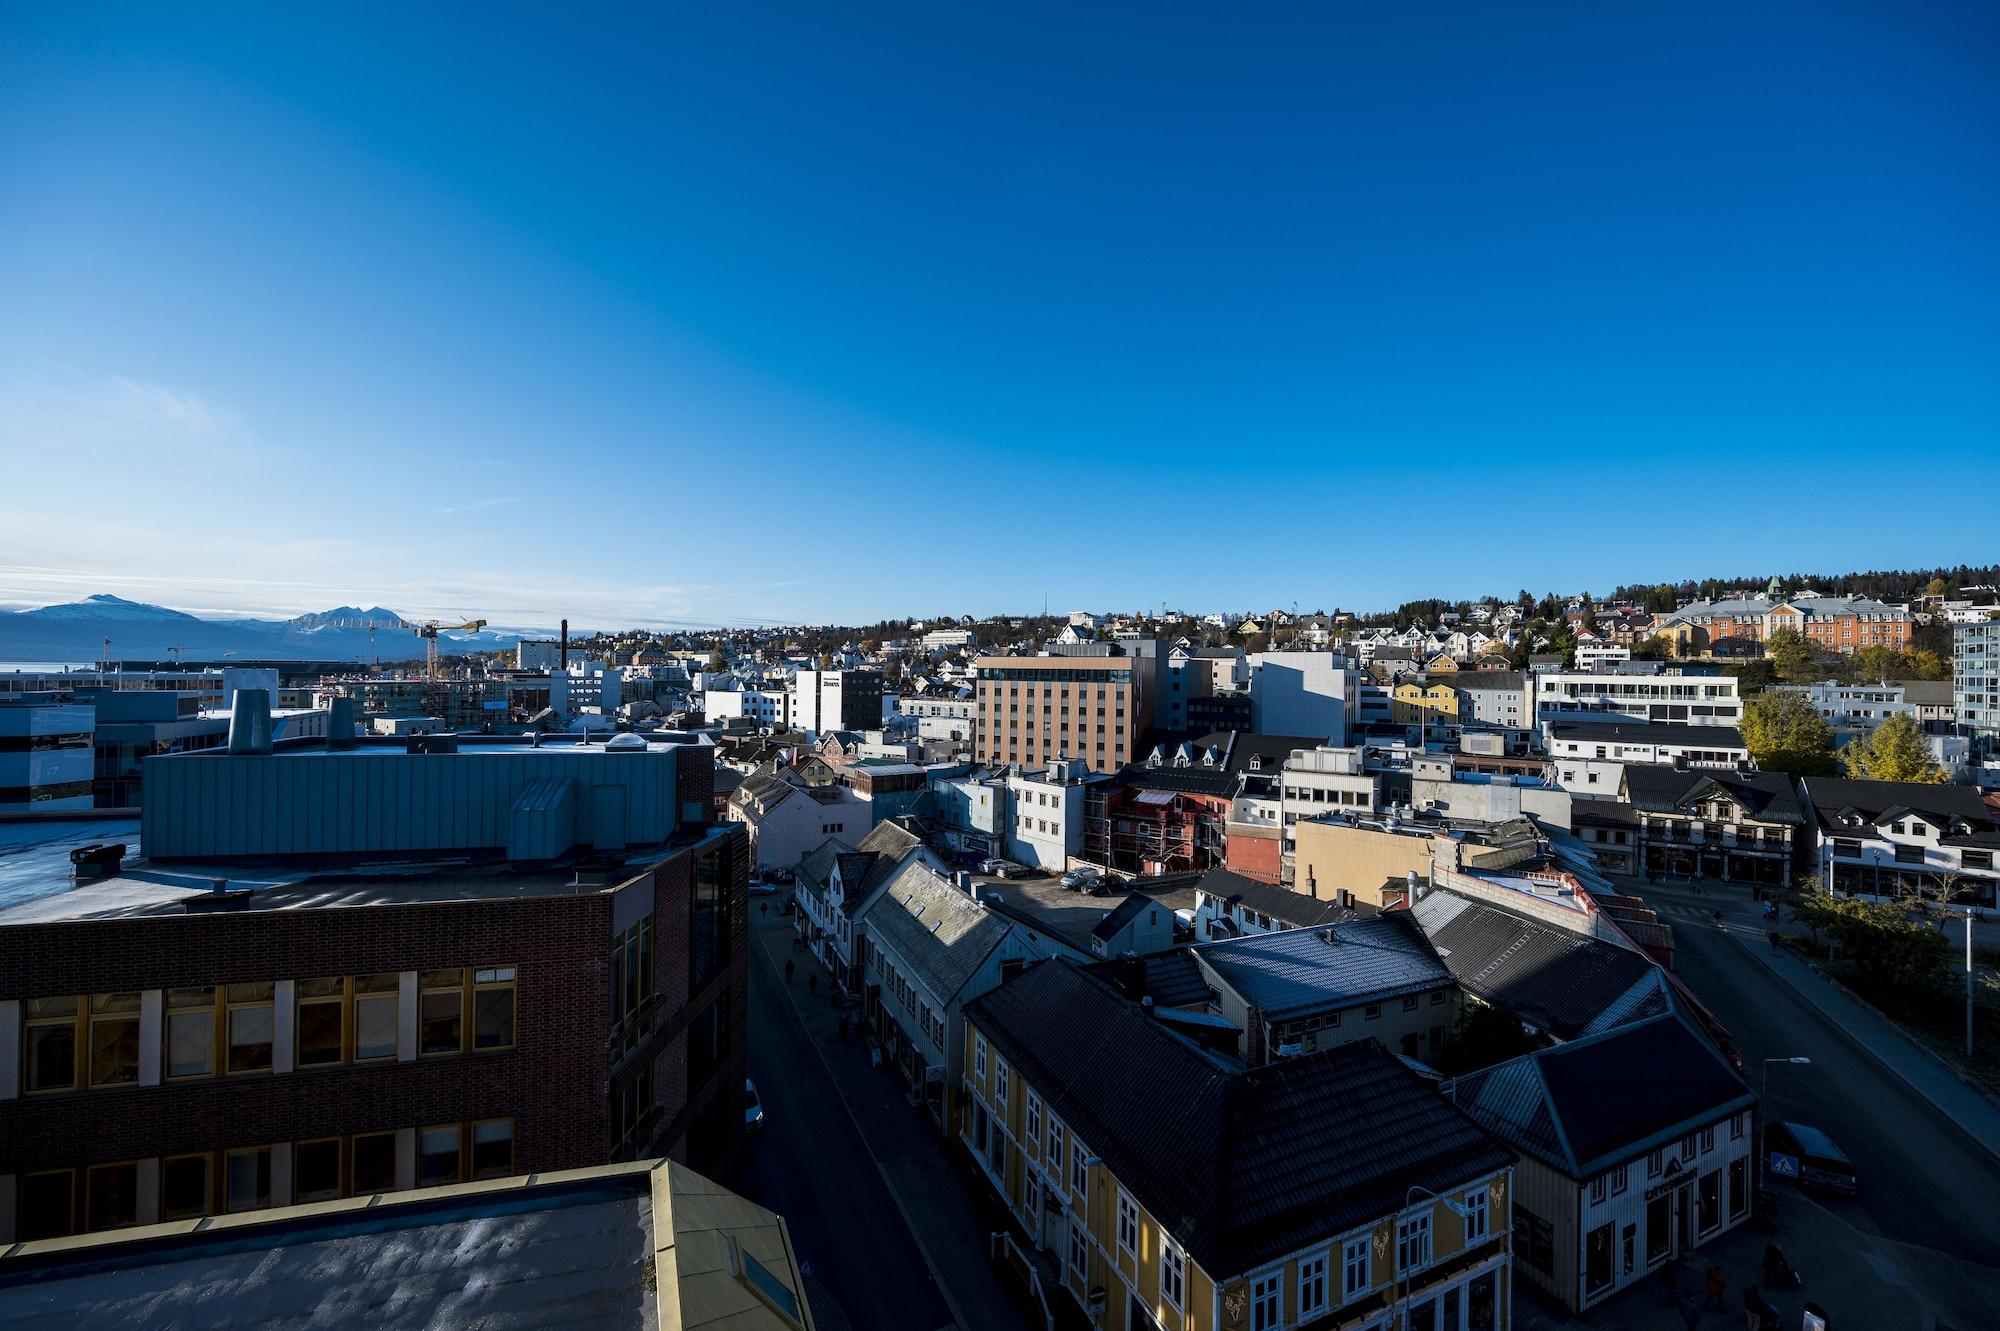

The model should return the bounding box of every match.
[1248,756,1262,772]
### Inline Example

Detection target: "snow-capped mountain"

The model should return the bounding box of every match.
[0,596,536,664]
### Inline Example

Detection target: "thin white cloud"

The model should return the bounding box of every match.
[111,378,221,433]
[439,497,521,515]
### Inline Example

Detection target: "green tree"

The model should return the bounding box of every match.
[1765,627,1817,682]
[1841,713,1945,783]
[1924,576,1949,598]
[706,650,726,673]
[1901,648,1949,681]
[1741,689,1839,777]
[1794,890,1949,987]
[1851,645,1901,682]
[1631,633,1671,662]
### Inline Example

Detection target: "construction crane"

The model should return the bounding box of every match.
[413,618,487,680]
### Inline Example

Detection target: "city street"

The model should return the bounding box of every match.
[1634,880,2000,1326]
[728,907,957,1331]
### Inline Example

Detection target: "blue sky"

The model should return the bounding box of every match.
[2,4,1995,629]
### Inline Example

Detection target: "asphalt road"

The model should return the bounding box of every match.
[727,924,955,1331]
[1649,883,2000,1279]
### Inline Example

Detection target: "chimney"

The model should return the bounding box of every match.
[1407,869,1421,901]
[227,688,274,755]
[560,619,570,670]
[328,696,357,750]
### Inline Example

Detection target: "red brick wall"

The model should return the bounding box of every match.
[1,893,613,1176]
[1227,831,1283,884]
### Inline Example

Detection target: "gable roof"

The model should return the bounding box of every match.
[965,962,1514,1278]
[1193,867,1364,930]
[1801,776,1998,840]
[1193,913,1450,1018]
[1620,767,1804,825]
[1090,893,1156,942]
[859,860,1011,1002]
[1447,1013,1754,1177]
[1411,890,1670,1040]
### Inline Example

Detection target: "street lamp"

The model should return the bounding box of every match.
[1397,1184,1473,1330]
[1758,1057,1812,1193]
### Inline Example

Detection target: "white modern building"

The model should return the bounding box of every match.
[1547,721,1749,796]
[1956,618,2000,743]
[1246,651,1358,744]
[1534,669,1742,731]
[1278,745,1378,881]
[1573,642,1631,673]
[1006,758,1090,870]
[701,685,790,730]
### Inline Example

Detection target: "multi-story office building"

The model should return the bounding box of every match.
[1245,650,1358,744]
[0,702,746,1244]
[1956,617,2000,744]
[0,702,95,811]
[1533,669,1741,731]
[791,669,885,737]
[975,652,1154,774]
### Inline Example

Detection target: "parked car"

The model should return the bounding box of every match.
[1060,866,1103,890]
[744,1079,765,1135]
[1766,1120,1854,1195]
[748,880,781,897]
[981,859,1017,878]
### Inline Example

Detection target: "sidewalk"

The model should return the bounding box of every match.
[1725,922,2000,1168]
[1512,1191,1927,1331]
[752,911,1036,1331]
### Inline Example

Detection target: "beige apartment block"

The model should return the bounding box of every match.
[974,655,1150,773]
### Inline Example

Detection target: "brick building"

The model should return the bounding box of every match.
[0,713,746,1244]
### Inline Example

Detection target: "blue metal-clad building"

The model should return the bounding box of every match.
[141,736,701,863]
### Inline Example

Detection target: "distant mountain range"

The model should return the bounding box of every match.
[0,595,541,664]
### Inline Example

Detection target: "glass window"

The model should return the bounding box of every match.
[474,967,516,1050]
[297,978,345,1067]
[1116,1190,1138,1257]
[225,1147,272,1213]
[295,1139,344,1203]
[89,993,142,1088]
[1299,1253,1328,1317]
[86,1161,140,1231]
[1249,1271,1279,1329]
[419,1124,462,1187]
[20,1170,75,1240]
[226,982,275,1074]
[1463,1189,1490,1242]
[351,1132,398,1194]
[472,1119,515,1179]
[166,986,217,1079]
[1397,1213,1431,1272]
[354,973,399,1061]
[420,969,464,1056]
[1342,1234,1371,1298]
[161,1153,212,1220]
[25,995,81,1092]
[1161,1241,1186,1311]
[1071,1135,1089,1198]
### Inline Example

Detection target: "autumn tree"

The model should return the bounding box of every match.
[1841,713,1945,783]
[1742,689,1839,777]
[1764,627,1818,683]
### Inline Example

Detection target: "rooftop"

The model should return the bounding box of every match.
[1412,888,1671,1041]
[0,1160,813,1331]
[965,961,1514,1278]
[0,816,728,928]
[1446,1013,1754,1177]
[1193,913,1450,1017]
[1547,721,1746,748]
[1192,866,1365,930]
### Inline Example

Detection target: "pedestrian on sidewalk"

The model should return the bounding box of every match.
[1704,1264,1727,1311]
[808,973,818,996]
[784,958,795,984]
[1768,929,1782,953]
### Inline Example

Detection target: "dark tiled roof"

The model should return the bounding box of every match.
[1123,765,1238,798]
[1448,1014,1753,1176]
[1451,671,1525,692]
[1193,867,1364,930]
[1801,777,1998,836]
[1412,890,1666,1040]
[1621,767,1804,826]
[1090,893,1154,942]
[966,962,1514,1277]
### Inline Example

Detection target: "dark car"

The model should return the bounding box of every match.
[1766,1120,1855,1195]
